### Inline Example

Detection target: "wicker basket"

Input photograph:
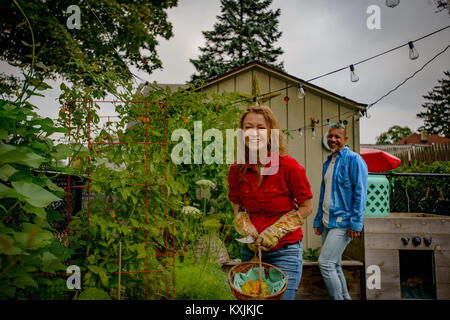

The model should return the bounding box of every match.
[228,260,288,300]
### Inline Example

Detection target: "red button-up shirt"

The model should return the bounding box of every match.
[228,155,313,251]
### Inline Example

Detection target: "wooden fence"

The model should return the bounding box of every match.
[395,143,450,166]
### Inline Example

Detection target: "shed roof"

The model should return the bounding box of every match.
[203,60,367,110]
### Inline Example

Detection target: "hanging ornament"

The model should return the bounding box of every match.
[284,96,289,102]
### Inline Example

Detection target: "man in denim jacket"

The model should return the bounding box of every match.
[313,123,368,300]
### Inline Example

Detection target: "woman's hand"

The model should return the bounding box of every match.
[314,227,322,236]
[233,211,259,239]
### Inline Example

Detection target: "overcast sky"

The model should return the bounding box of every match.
[5,0,450,144]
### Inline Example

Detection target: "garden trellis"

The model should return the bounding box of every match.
[61,100,177,299]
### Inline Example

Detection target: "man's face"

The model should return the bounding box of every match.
[327,127,348,154]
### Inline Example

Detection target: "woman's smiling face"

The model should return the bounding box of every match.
[242,112,269,152]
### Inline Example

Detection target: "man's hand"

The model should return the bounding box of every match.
[347,229,361,239]
[314,227,321,236]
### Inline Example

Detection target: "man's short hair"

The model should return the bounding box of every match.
[328,122,347,136]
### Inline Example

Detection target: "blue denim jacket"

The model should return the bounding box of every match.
[313,146,368,232]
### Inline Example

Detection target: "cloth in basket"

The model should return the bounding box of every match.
[233,267,287,295]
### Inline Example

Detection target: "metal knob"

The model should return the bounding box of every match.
[412,236,421,246]
[401,237,410,245]
[423,237,432,247]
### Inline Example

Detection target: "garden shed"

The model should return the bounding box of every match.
[198,60,367,251]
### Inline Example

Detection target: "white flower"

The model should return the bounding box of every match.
[195,179,216,189]
[181,206,201,215]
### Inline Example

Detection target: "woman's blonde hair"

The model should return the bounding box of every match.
[237,105,288,174]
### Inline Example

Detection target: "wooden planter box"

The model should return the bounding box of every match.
[345,212,450,300]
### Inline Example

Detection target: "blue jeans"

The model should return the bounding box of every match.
[318,226,352,300]
[241,241,303,300]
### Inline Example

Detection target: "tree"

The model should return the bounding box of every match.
[190,0,284,81]
[417,71,450,138]
[0,0,178,93]
[432,0,449,13]
[376,125,413,145]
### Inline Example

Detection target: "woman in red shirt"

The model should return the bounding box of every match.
[228,105,313,300]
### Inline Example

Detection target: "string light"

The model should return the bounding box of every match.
[297,82,305,99]
[80,5,449,142]
[408,41,420,60]
[349,64,359,82]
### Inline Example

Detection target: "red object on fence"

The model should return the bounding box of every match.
[359,148,401,172]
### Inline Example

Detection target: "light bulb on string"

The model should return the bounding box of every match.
[349,65,359,82]
[298,128,303,138]
[408,41,419,60]
[386,0,400,8]
[311,127,316,139]
[297,82,305,99]
[253,96,260,106]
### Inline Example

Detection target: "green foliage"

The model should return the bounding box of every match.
[417,70,450,138]
[0,0,178,93]
[2,1,247,300]
[167,254,235,300]
[376,125,413,145]
[302,247,320,262]
[60,77,244,299]
[0,3,74,299]
[390,161,450,213]
[190,0,284,81]
[393,161,450,174]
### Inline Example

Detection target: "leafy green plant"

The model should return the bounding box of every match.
[303,247,320,262]
[166,253,235,300]
[59,78,244,299]
[0,1,74,300]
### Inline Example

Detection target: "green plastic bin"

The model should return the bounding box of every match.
[364,175,390,217]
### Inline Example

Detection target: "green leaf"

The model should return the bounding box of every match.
[78,287,111,300]
[87,265,101,275]
[47,210,64,222]
[98,270,109,287]
[13,274,38,289]
[0,234,21,255]
[0,183,19,199]
[42,251,57,261]
[0,164,17,181]
[11,181,61,208]
[23,203,47,218]
[0,143,46,168]
[52,144,73,160]
[0,129,8,140]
